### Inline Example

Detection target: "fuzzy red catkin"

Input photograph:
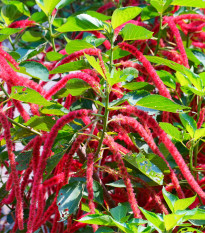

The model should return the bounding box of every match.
[0,109,24,230]
[120,106,205,199]
[97,2,115,13]
[192,41,205,49]
[43,173,65,188]
[8,19,36,29]
[55,48,101,68]
[111,116,184,198]
[45,72,101,99]
[32,136,43,174]
[0,48,19,69]
[27,109,92,233]
[118,42,172,99]
[197,108,205,129]
[21,165,32,197]
[104,135,142,218]
[163,16,189,68]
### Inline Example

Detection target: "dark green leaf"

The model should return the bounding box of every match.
[57,181,85,217]
[123,82,154,91]
[179,113,197,138]
[110,205,128,222]
[19,61,49,81]
[124,153,164,185]
[95,227,114,233]
[16,151,32,171]
[0,183,9,203]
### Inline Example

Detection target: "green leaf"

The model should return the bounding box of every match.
[56,0,75,9]
[124,153,164,185]
[86,11,111,21]
[106,179,140,188]
[156,70,176,89]
[17,43,46,63]
[174,195,196,212]
[77,214,115,226]
[0,28,22,42]
[95,227,114,233]
[57,181,85,218]
[136,95,189,113]
[150,0,173,14]
[139,207,165,232]
[159,123,183,141]
[65,40,94,55]
[66,79,91,96]
[57,14,104,32]
[111,7,142,29]
[40,103,69,115]
[194,128,205,141]
[179,113,197,138]
[112,220,133,233]
[1,1,30,24]
[19,61,49,81]
[84,54,106,79]
[83,180,104,205]
[0,183,9,203]
[177,227,203,233]
[164,213,185,231]
[123,82,154,91]
[110,205,128,222]
[192,50,205,67]
[16,151,32,171]
[22,31,42,42]
[121,90,150,106]
[50,60,90,74]
[24,116,56,132]
[11,86,51,106]
[105,47,130,62]
[145,56,203,91]
[121,24,153,40]
[31,11,47,23]
[107,68,127,86]
[46,51,64,61]
[162,187,179,213]
[171,0,205,8]
[141,5,159,21]
[36,0,61,15]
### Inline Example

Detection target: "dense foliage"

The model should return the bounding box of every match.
[1,0,205,232]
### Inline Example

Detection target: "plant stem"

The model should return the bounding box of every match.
[48,15,56,52]
[94,40,113,158]
[8,36,15,51]
[189,140,194,176]
[154,14,163,56]
[7,117,42,136]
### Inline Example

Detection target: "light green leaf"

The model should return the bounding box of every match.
[57,14,104,32]
[171,0,205,8]
[22,31,42,42]
[164,213,185,231]
[46,51,64,61]
[107,68,127,86]
[174,195,196,212]
[24,116,56,132]
[106,179,140,188]
[84,54,106,79]
[50,60,90,74]
[1,1,30,24]
[111,7,142,29]
[124,153,164,185]
[162,187,179,213]
[11,86,51,106]
[56,0,75,9]
[139,207,165,232]
[66,79,91,96]
[194,128,205,141]
[145,56,203,91]
[19,61,49,81]
[77,214,115,226]
[40,103,69,116]
[150,0,173,14]
[0,28,22,42]
[156,70,176,89]
[159,123,183,141]
[36,0,61,15]
[65,40,94,55]
[136,95,189,113]
[57,181,85,218]
[179,113,197,138]
[86,10,111,21]
[121,24,153,41]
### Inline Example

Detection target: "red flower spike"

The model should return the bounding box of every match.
[0,109,24,230]
[118,42,172,99]
[0,48,19,69]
